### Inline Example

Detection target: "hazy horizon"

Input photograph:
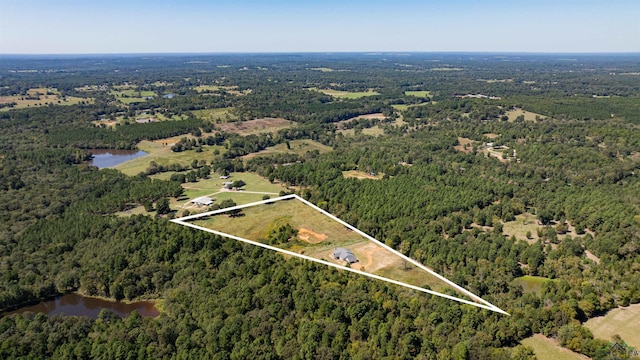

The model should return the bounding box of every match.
[1,0,639,54]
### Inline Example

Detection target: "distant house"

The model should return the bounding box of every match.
[333,248,358,264]
[191,196,214,206]
[222,181,234,189]
[220,175,230,180]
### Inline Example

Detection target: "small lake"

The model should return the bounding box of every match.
[3,293,159,319]
[88,149,147,168]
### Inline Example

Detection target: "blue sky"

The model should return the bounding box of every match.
[1,0,638,54]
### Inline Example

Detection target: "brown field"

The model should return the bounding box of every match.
[215,118,294,135]
[506,108,547,122]
[584,304,640,348]
[242,139,332,160]
[483,133,500,139]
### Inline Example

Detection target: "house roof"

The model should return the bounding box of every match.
[333,247,358,263]
[191,196,214,205]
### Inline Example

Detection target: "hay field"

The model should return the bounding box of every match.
[584,304,640,348]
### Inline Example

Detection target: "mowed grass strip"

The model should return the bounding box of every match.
[584,304,640,348]
[521,334,589,360]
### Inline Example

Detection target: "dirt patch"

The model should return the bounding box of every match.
[483,133,500,139]
[298,228,328,244]
[350,242,398,273]
[342,170,383,180]
[215,118,293,135]
[454,137,474,153]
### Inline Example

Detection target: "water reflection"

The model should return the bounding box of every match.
[3,293,159,319]
[87,149,147,168]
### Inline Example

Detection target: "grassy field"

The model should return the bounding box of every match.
[521,334,589,360]
[192,107,236,122]
[0,88,93,111]
[505,108,547,122]
[110,89,157,104]
[515,276,553,295]
[405,90,432,98]
[338,127,385,137]
[502,213,540,242]
[215,118,294,135]
[177,172,283,207]
[584,304,640,348]
[114,140,224,176]
[243,139,332,159]
[310,88,380,99]
[191,198,462,294]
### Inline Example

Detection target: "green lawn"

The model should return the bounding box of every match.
[338,127,385,137]
[502,213,540,243]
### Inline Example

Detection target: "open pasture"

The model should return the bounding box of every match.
[243,139,332,159]
[310,88,380,99]
[584,304,640,348]
[521,334,589,360]
[0,88,93,111]
[215,118,294,135]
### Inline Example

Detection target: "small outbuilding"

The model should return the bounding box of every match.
[191,196,214,207]
[333,247,358,264]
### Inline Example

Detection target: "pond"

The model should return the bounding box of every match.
[88,149,147,168]
[3,293,159,319]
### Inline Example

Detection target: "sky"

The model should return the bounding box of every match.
[1,0,639,54]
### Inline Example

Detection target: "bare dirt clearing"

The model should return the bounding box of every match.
[298,228,328,244]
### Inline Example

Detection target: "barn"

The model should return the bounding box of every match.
[333,247,358,264]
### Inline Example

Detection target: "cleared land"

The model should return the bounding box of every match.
[191,199,453,292]
[521,334,589,360]
[242,139,332,159]
[0,88,93,111]
[114,140,224,176]
[502,213,540,242]
[342,170,384,180]
[404,90,432,98]
[338,127,385,137]
[110,89,157,104]
[215,118,294,135]
[515,276,553,295]
[310,88,380,99]
[505,108,547,122]
[584,304,640,348]
[192,108,236,122]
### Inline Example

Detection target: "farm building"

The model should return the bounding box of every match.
[333,247,358,264]
[191,196,214,206]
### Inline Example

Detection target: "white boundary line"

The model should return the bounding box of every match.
[171,194,509,315]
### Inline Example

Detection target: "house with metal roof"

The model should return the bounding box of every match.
[191,196,214,206]
[333,247,358,264]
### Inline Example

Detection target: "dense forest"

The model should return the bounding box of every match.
[0,53,639,359]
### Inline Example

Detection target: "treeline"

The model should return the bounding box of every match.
[47,117,205,149]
